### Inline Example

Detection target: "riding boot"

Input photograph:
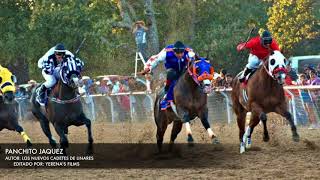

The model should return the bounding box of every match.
[160,80,172,110]
[36,84,48,106]
[164,80,171,93]
[239,67,253,83]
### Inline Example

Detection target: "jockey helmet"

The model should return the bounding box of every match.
[260,30,272,46]
[54,43,66,55]
[173,41,185,53]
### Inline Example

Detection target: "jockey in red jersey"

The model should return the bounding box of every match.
[237,30,280,83]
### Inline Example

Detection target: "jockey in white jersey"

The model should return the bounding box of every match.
[36,43,83,106]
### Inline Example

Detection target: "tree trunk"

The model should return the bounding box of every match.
[7,57,29,84]
[145,0,159,55]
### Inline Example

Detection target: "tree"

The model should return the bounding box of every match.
[266,0,319,54]
[0,0,34,83]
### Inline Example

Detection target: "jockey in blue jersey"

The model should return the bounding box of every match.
[143,41,196,110]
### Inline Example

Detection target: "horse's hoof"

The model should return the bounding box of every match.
[212,137,220,144]
[240,148,245,154]
[86,144,94,155]
[50,140,57,148]
[188,142,194,147]
[293,134,300,142]
[61,141,69,148]
[187,134,194,145]
[26,140,32,147]
[62,148,67,156]
[246,138,252,149]
[240,142,246,154]
[263,134,270,142]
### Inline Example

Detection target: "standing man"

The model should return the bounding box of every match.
[132,20,148,60]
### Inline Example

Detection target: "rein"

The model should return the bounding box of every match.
[262,63,277,80]
[187,65,201,86]
[50,94,80,104]
[49,80,80,104]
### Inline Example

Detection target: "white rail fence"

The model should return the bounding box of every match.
[16,86,320,126]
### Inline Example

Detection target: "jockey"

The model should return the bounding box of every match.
[36,43,76,105]
[237,30,280,83]
[143,41,196,110]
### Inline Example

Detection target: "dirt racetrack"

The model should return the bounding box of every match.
[0,117,319,179]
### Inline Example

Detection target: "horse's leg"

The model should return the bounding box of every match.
[178,109,194,146]
[32,110,56,147]
[169,120,183,151]
[260,112,269,142]
[79,113,94,144]
[244,102,264,149]
[244,113,260,149]
[236,111,247,153]
[155,114,168,153]
[53,122,69,149]
[198,107,219,144]
[275,106,300,142]
[13,122,32,147]
[77,113,93,155]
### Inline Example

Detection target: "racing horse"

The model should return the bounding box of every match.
[231,50,299,154]
[154,57,219,152]
[31,56,93,152]
[0,65,31,146]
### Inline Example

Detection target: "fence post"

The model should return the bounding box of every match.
[285,89,297,125]
[220,91,232,124]
[105,96,115,123]
[16,98,23,121]
[129,94,134,122]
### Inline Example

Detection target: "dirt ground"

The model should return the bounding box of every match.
[0,117,319,180]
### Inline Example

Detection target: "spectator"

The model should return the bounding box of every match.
[112,80,120,94]
[224,73,233,88]
[97,77,109,95]
[308,69,320,85]
[308,69,320,128]
[284,73,307,125]
[15,85,23,98]
[217,69,227,87]
[304,65,315,80]
[297,74,319,129]
[286,62,298,83]
[132,20,148,60]
[79,76,95,120]
[106,80,113,95]
[316,63,320,77]
[212,72,221,88]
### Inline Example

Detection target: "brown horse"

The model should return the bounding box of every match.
[231,50,299,153]
[0,66,31,146]
[154,58,219,152]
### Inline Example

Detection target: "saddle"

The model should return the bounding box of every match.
[241,69,257,86]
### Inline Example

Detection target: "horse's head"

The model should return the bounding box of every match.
[191,57,214,93]
[60,56,84,89]
[0,66,17,104]
[266,50,288,85]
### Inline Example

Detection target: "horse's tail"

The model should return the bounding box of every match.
[30,85,48,122]
[154,88,165,127]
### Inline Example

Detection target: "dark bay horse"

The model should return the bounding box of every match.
[0,66,31,146]
[154,58,219,152]
[231,50,299,153]
[31,56,93,151]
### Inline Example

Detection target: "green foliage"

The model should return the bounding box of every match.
[0,0,33,63]
[0,0,319,81]
[266,0,319,54]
